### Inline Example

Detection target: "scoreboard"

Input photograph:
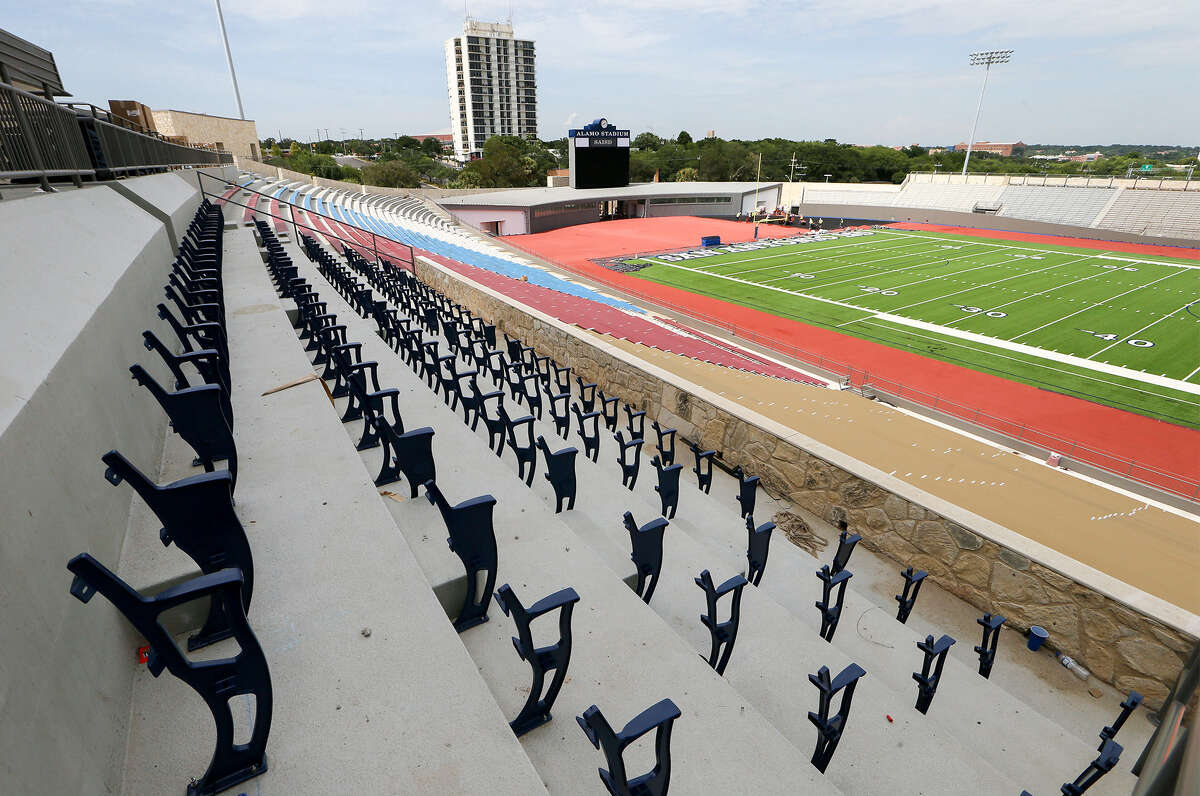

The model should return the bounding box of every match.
[568,118,630,189]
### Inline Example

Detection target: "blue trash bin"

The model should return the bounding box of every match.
[1027,625,1049,651]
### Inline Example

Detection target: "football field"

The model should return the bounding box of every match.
[625,228,1200,428]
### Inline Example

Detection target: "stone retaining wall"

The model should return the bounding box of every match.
[414,256,1197,710]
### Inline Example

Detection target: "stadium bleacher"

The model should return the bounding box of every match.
[1097,188,1200,239]
[237,173,825,384]
[792,177,1200,239]
[890,182,1007,213]
[266,217,1140,794]
[995,185,1119,227]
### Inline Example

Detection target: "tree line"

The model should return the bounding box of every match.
[260,131,1196,190]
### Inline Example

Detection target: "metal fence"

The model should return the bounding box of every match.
[0,81,93,186]
[0,83,228,190]
[70,103,224,177]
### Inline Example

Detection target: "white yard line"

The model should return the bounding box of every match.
[1185,362,1200,382]
[640,253,1200,396]
[873,313,1200,395]
[756,242,963,284]
[782,246,1007,294]
[893,255,1096,317]
[641,258,873,313]
[1097,254,1200,270]
[717,240,932,279]
[857,320,1200,406]
[693,235,919,270]
[881,229,1200,270]
[944,264,1113,323]
[1008,270,1183,342]
[1087,300,1197,360]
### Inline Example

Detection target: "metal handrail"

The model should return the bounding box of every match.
[1131,640,1199,794]
[0,81,94,188]
[0,79,230,189]
[199,174,414,272]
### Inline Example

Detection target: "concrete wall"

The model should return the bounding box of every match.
[0,176,202,792]
[413,254,1199,710]
[451,206,528,235]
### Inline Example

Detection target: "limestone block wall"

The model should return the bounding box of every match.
[414,255,1197,710]
[152,109,259,159]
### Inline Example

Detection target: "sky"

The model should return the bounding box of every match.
[7,0,1198,147]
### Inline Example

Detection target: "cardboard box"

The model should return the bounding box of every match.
[107,100,156,133]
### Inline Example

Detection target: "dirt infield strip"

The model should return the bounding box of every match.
[597,333,1200,615]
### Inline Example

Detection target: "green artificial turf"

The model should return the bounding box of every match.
[626,228,1200,428]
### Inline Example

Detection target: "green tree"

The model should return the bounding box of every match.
[452,135,557,188]
[673,166,699,182]
[633,132,664,151]
[421,137,444,156]
[269,144,283,158]
[676,130,693,146]
[362,160,421,188]
[288,141,302,156]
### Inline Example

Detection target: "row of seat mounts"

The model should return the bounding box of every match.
[62,199,1143,795]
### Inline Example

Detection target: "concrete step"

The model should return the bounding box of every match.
[284,235,844,795]
[647,445,1139,795]
[120,228,548,794]
[305,234,1140,795]
[343,253,1132,786]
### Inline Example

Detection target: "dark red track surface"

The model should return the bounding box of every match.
[510,217,1200,493]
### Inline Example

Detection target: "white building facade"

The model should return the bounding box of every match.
[444,20,537,160]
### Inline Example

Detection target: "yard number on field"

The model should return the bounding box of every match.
[957,305,1008,318]
[1079,329,1155,348]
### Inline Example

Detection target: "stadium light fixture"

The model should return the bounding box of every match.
[213,0,245,120]
[961,49,1012,176]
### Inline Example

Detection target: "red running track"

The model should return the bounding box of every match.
[509,217,1200,493]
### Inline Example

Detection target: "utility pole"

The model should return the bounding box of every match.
[787,151,798,209]
[752,151,763,237]
[213,0,245,120]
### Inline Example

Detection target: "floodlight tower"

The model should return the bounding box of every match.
[213,0,245,119]
[961,50,1012,176]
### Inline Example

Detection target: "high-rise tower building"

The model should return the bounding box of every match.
[445,19,537,160]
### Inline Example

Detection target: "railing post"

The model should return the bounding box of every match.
[7,89,54,192]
